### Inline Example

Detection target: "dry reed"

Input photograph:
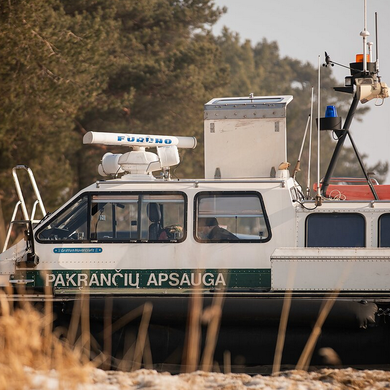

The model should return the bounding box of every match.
[0,291,90,390]
[182,269,226,373]
[182,288,203,372]
[200,293,225,371]
[272,289,293,374]
[0,265,350,390]
[273,262,297,374]
[131,302,153,371]
[296,290,340,371]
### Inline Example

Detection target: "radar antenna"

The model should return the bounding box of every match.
[83,132,197,179]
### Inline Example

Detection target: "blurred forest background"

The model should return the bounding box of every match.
[0,0,388,244]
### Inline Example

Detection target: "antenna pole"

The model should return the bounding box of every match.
[306,87,314,199]
[293,114,311,180]
[375,12,379,73]
[360,0,370,72]
[315,56,321,206]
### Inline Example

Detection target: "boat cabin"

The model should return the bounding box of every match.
[1,93,390,296]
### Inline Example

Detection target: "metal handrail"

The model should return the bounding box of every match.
[2,166,46,252]
[12,165,46,219]
[3,201,21,252]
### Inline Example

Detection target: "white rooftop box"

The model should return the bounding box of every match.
[204,95,293,179]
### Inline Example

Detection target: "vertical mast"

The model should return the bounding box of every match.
[306,87,314,199]
[360,0,370,72]
[315,56,321,205]
[375,12,379,74]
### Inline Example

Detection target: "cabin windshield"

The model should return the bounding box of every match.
[36,196,88,241]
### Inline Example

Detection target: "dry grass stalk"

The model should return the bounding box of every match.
[272,289,292,374]
[118,330,136,372]
[200,292,225,372]
[0,291,90,390]
[111,304,145,333]
[182,288,203,372]
[42,270,54,366]
[131,302,153,371]
[67,295,82,346]
[296,262,352,370]
[102,296,113,370]
[142,333,153,369]
[223,350,231,374]
[102,302,155,371]
[80,291,91,363]
[273,262,297,374]
[183,269,227,373]
[0,291,10,317]
[295,290,340,371]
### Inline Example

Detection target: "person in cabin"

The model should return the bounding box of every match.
[198,217,238,241]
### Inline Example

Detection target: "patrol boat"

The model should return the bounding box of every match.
[1,4,390,370]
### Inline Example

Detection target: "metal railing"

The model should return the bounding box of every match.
[2,165,46,252]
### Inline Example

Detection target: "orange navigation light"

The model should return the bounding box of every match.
[356,54,370,63]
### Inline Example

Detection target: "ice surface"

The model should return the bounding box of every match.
[21,367,390,390]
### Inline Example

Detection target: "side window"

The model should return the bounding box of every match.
[141,194,186,241]
[37,196,88,241]
[195,192,271,242]
[91,193,186,242]
[37,192,186,243]
[306,213,365,247]
[90,195,138,241]
[378,214,390,247]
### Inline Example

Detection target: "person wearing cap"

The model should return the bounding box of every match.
[198,217,238,241]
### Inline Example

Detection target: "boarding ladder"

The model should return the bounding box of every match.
[2,165,47,252]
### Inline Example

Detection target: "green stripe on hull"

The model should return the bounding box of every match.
[14,269,271,292]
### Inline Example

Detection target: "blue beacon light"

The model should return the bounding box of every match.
[325,105,338,118]
[318,105,341,132]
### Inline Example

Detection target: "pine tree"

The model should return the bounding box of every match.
[0,0,387,238]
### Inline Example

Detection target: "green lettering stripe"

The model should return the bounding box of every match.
[14,268,271,292]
